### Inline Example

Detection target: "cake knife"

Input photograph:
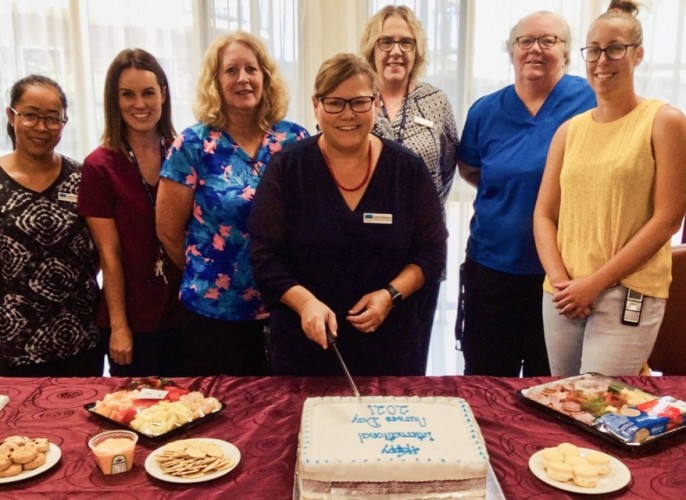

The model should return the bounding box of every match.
[326,327,361,402]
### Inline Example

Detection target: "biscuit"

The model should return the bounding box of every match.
[540,447,565,470]
[564,455,589,468]
[557,442,580,457]
[22,452,46,471]
[0,463,22,478]
[572,462,599,488]
[546,460,573,482]
[3,436,30,445]
[0,454,11,472]
[585,451,611,475]
[9,442,38,465]
[31,438,50,453]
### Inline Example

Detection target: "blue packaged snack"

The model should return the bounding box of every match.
[595,396,686,443]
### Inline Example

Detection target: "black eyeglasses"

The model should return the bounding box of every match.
[376,37,416,52]
[514,35,565,50]
[580,44,637,62]
[318,96,376,114]
[10,107,67,131]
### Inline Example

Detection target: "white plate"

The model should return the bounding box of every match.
[0,443,61,484]
[529,447,631,495]
[145,438,240,484]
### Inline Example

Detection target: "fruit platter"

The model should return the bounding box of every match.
[85,378,224,440]
[519,373,686,448]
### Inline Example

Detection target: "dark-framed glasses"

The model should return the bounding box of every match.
[580,44,637,62]
[10,108,67,131]
[376,37,416,52]
[318,96,376,114]
[515,35,565,50]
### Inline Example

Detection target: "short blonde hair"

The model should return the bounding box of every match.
[193,31,288,132]
[313,53,379,99]
[359,5,427,83]
[507,11,572,68]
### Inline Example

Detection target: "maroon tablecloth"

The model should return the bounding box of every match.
[1,375,685,499]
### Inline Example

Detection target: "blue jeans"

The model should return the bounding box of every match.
[543,285,665,376]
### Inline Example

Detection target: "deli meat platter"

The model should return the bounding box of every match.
[84,377,224,441]
[519,373,686,448]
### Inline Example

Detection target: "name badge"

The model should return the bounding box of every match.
[414,116,434,128]
[363,213,393,224]
[58,192,78,203]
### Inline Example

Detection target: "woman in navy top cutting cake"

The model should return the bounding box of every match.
[248,53,447,376]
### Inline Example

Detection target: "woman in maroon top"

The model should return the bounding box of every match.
[78,49,186,376]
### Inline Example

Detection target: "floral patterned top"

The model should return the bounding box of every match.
[160,120,309,321]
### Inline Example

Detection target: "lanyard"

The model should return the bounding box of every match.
[122,137,166,207]
[380,84,410,146]
[121,137,169,284]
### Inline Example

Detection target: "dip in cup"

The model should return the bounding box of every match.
[88,430,138,474]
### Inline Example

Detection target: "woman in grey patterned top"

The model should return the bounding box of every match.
[361,5,459,373]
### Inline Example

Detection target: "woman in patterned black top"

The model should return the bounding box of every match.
[360,6,459,373]
[0,75,101,376]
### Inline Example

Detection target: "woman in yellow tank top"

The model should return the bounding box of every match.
[533,0,686,376]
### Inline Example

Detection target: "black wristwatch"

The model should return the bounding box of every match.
[384,285,403,307]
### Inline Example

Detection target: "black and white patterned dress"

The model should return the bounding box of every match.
[0,156,99,367]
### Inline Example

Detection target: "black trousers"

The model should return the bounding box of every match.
[457,258,550,377]
[0,346,104,377]
[181,312,270,376]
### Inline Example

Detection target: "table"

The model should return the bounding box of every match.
[1,375,685,499]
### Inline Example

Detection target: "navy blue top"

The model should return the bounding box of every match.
[248,136,447,376]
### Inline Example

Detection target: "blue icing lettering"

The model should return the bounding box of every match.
[384,415,427,427]
[382,443,421,458]
[352,414,381,428]
[358,431,435,443]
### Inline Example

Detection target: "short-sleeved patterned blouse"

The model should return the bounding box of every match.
[160,120,309,321]
[0,156,99,366]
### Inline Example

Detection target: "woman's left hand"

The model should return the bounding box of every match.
[346,290,393,333]
[552,276,603,319]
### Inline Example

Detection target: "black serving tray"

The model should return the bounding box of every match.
[518,373,686,450]
[84,378,224,442]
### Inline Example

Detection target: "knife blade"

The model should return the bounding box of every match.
[326,327,361,402]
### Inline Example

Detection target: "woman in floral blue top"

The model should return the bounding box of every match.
[157,32,309,375]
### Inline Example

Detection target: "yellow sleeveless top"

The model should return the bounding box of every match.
[544,99,671,298]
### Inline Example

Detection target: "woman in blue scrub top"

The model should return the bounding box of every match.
[456,11,596,376]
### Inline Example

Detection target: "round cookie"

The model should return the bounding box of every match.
[0,454,11,472]
[586,451,611,475]
[31,438,50,453]
[22,452,46,471]
[0,442,15,456]
[3,436,30,445]
[573,462,599,488]
[541,447,565,470]
[557,442,580,457]
[0,463,22,478]
[9,442,38,465]
[564,454,589,468]
[546,460,573,482]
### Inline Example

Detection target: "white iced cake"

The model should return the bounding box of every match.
[296,396,489,499]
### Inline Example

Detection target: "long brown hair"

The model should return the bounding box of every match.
[102,48,175,150]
